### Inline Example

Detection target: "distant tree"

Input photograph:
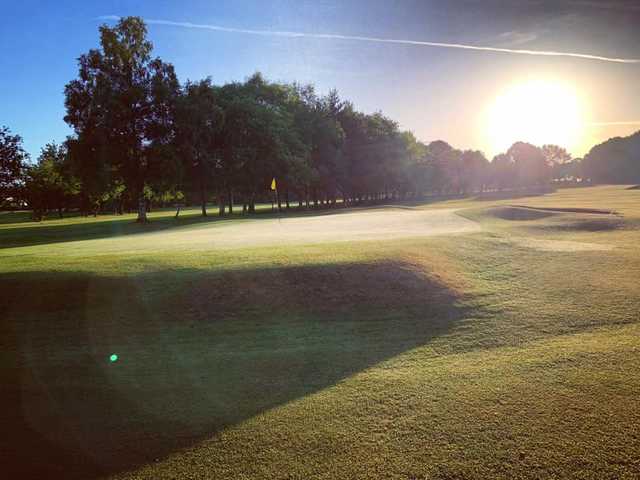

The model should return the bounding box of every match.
[336,103,367,203]
[507,142,550,186]
[423,141,462,194]
[302,86,345,207]
[460,150,489,194]
[25,142,80,219]
[398,131,426,199]
[542,144,575,182]
[64,135,112,216]
[582,131,640,184]
[215,73,306,213]
[175,78,224,216]
[0,126,28,207]
[542,144,572,165]
[64,16,180,222]
[490,153,516,191]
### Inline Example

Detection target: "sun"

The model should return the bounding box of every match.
[484,79,587,156]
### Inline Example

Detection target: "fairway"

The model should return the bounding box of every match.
[2,185,640,479]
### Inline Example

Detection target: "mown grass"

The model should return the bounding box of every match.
[1,185,639,479]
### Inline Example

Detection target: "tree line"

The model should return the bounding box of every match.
[1,17,635,221]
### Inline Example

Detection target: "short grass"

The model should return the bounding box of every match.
[1,185,639,479]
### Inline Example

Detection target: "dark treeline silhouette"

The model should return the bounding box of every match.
[582,131,640,184]
[0,17,637,221]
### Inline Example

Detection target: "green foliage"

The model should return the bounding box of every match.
[25,142,80,219]
[175,77,223,214]
[582,130,640,184]
[0,126,29,206]
[64,16,180,222]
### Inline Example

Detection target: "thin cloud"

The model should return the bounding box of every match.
[97,16,640,65]
[498,30,540,47]
[568,1,640,12]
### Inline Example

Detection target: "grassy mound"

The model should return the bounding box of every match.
[482,205,624,232]
[1,259,468,478]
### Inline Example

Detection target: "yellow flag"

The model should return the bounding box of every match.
[270,178,277,190]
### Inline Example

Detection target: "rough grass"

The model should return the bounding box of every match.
[1,185,639,479]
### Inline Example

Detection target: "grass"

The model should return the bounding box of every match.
[1,185,639,479]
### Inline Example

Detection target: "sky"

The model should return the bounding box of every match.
[1,0,639,161]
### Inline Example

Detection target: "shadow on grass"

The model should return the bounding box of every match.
[0,260,473,478]
[0,211,250,250]
[0,211,35,224]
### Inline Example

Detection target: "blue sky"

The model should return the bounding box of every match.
[1,0,639,160]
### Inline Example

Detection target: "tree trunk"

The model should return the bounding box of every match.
[227,187,234,214]
[200,183,207,216]
[136,194,148,223]
[218,192,225,216]
[285,189,290,210]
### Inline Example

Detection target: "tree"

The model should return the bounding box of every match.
[64,16,180,222]
[25,142,80,219]
[542,144,572,166]
[0,126,28,206]
[542,144,574,182]
[460,150,489,194]
[175,78,223,216]
[214,73,307,213]
[423,141,462,194]
[398,131,426,199]
[490,153,516,191]
[582,131,640,184]
[64,134,112,216]
[293,85,344,207]
[507,142,550,186]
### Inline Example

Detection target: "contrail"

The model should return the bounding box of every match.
[588,121,640,126]
[97,15,640,64]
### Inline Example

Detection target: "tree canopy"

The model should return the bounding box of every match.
[0,126,29,206]
[582,131,640,184]
[5,16,637,220]
[64,16,179,222]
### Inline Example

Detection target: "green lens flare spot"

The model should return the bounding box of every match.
[110,354,118,362]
